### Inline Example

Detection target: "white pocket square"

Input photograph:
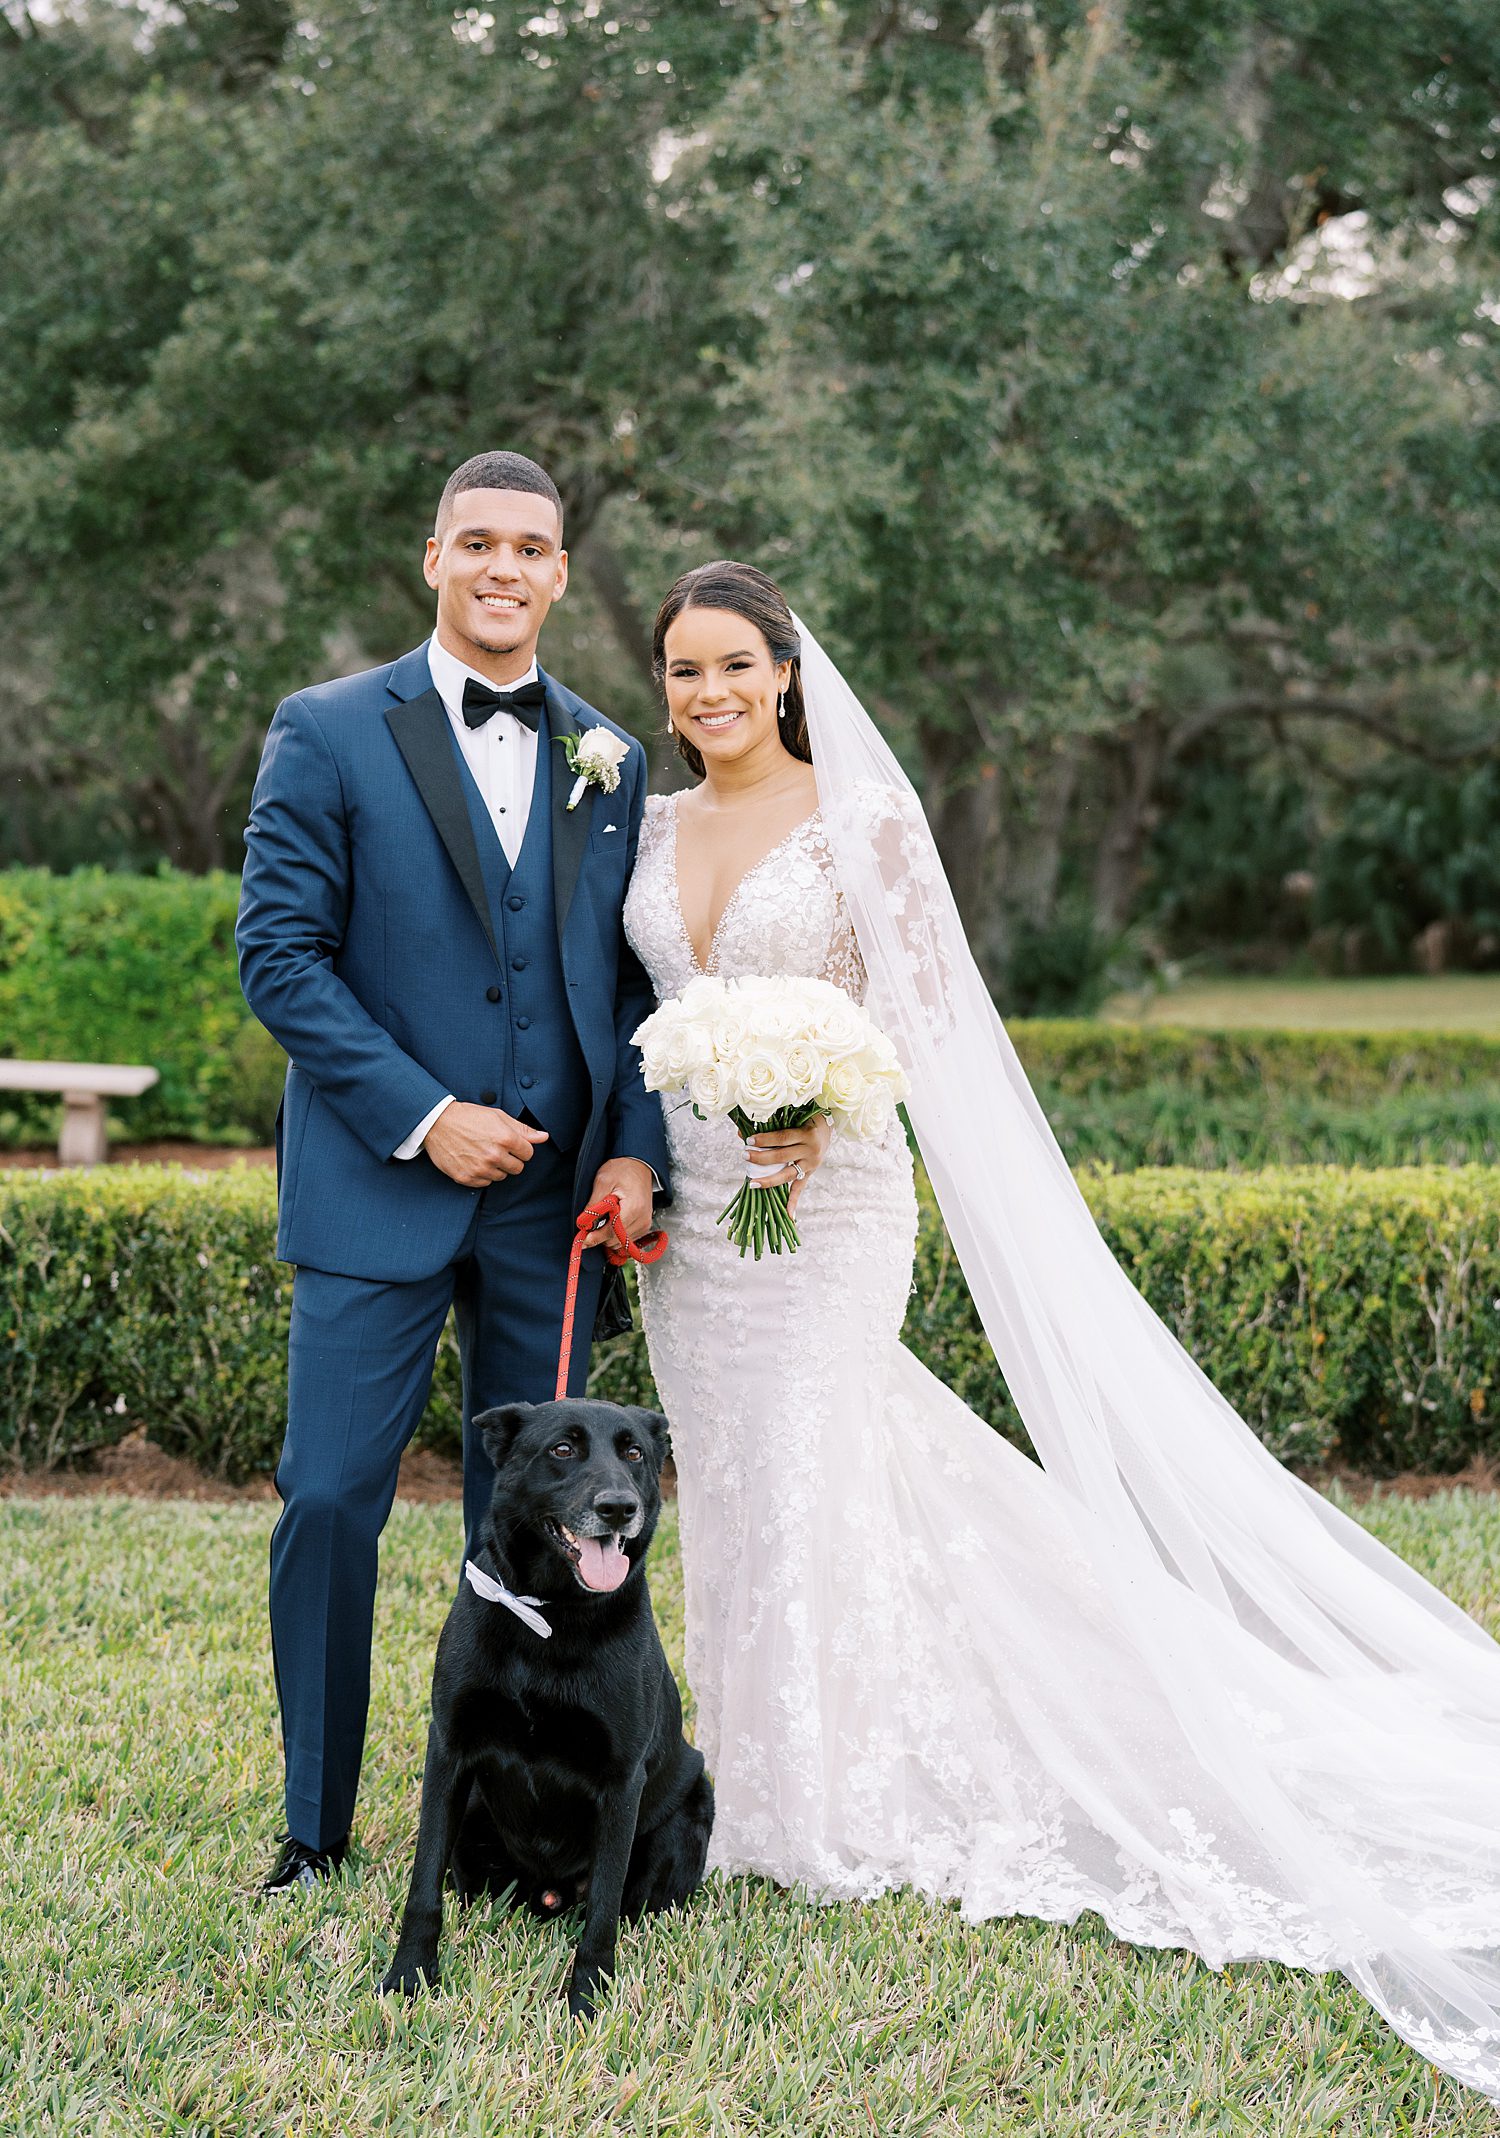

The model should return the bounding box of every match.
[601,823,619,834]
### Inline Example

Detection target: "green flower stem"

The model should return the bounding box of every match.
[715,1102,821,1257]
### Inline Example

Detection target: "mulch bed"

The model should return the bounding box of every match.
[1312,1453,1500,1503]
[0,1433,1457,1511]
[0,1431,468,1504]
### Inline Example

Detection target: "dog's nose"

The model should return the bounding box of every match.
[592,1492,640,1531]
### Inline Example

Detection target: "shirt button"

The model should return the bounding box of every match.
[480,1089,497,1106]
[517,1016,531,1031]
[519,1074,535,1090]
[507,895,525,912]
[512,956,528,972]
[486,985,501,1003]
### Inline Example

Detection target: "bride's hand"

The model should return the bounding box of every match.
[742,1115,832,1216]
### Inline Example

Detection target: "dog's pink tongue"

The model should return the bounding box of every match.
[576,1534,630,1593]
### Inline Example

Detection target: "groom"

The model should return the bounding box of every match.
[236,450,670,1892]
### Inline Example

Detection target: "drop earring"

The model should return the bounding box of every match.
[776,691,787,720]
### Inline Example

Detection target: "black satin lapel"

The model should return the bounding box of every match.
[547,692,592,956]
[386,690,500,965]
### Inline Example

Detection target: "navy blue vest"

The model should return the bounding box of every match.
[449,714,589,1151]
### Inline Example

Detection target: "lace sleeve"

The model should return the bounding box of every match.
[823,779,957,1039]
[802,816,869,1001]
[639,791,674,857]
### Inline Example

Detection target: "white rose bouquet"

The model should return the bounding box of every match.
[632,975,909,1258]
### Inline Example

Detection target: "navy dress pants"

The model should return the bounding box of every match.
[268,1139,605,1852]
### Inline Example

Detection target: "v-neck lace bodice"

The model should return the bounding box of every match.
[624,791,867,1001]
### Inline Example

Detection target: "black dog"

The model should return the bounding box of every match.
[380,1398,713,2017]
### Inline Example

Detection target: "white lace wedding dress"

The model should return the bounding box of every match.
[623,787,1500,2091]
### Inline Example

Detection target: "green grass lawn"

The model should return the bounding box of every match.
[1102,973,1500,1031]
[4,1494,1499,2137]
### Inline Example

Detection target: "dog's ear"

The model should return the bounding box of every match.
[474,1403,533,1468]
[627,1406,672,1466]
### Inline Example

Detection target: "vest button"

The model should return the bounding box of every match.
[517,1016,531,1031]
[512,955,528,971]
[507,895,525,911]
[519,1074,535,1090]
[480,1090,497,1106]
[486,985,501,1003]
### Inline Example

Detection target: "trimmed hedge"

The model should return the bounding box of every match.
[6,870,1500,1163]
[0,1167,293,1473]
[3,1164,1497,1479]
[1018,1021,1500,1102]
[992,1167,1500,1474]
[0,869,252,1145]
[0,1166,652,1478]
[1041,1085,1500,1170]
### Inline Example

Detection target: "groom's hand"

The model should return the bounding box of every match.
[582,1159,655,1248]
[422,1102,548,1187]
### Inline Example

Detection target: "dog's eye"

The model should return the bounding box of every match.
[550,1442,574,1459]
[622,1445,643,1463]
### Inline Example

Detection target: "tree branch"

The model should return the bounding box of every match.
[1171,690,1498,767]
[577,533,656,694]
[1,4,113,146]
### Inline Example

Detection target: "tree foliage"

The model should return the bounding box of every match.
[633,1,1500,980]
[1,0,741,862]
[1,0,1496,994]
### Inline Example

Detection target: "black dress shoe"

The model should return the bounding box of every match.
[261,1830,349,1895]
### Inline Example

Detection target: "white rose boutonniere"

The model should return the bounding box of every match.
[558,726,630,810]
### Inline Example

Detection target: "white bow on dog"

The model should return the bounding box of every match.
[464,1558,552,1638]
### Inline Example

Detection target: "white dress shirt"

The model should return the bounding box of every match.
[426,628,540,870]
[393,633,541,1161]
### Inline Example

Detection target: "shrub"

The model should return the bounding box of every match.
[224,1019,287,1144]
[0,869,252,1145]
[1043,1085,1500,1171]
[0,1167,657,1478]
[7,868,1500,1164]
[1312,761,1500,969]
[907,1165,1500,1472]
[0,1168,293,1474]
[1082,1168,1500,1474]
[1002,907,1123,1017]
[4,1164,1497,1480]
[1013,1022,1500,1103]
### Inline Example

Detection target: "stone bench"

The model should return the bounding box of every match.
[0,1060,161,1166]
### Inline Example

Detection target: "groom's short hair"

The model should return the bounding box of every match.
[435,452,564,540]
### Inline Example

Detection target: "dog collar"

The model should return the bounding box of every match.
[464,1558,552,1638]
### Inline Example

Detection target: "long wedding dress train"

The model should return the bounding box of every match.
[623,785,1500,2097]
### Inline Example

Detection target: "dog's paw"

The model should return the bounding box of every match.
[565,1955,610,2021]
[378,1954,436,2000]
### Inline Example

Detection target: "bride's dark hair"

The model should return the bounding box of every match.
[652,560,812,777]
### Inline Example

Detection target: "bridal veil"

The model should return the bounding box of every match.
[794,611,1500,2098]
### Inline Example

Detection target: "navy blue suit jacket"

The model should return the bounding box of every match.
[236,643,670,1284]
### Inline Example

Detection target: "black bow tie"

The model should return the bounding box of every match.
[461,677,547,731]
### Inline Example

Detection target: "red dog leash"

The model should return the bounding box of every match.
[555,1194,668,1399]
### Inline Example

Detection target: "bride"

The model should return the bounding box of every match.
[620,559,1500,2100]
